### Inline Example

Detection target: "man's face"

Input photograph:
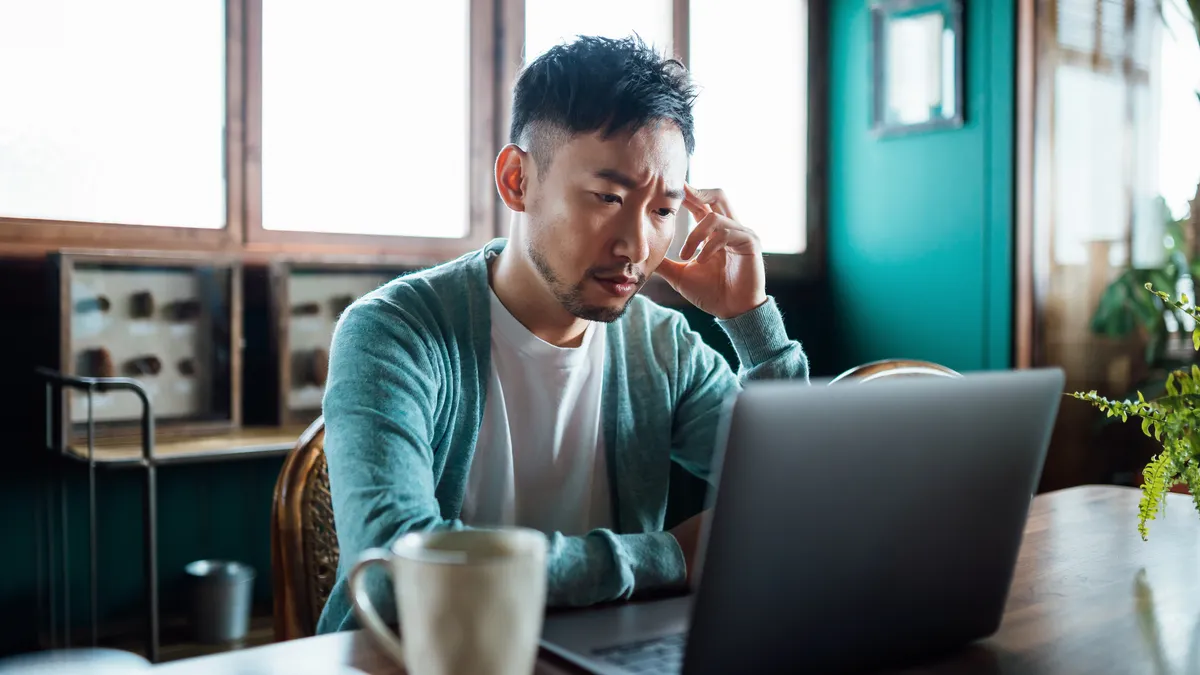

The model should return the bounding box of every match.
[522,123,689,322]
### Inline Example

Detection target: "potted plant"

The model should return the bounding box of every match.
[1072,283,1200,539]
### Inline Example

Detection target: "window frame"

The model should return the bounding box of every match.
[0,0,247,257]
[0,0,825,281]
[240,0,499,260]
[501,0,826,282]
[678,0,826,280]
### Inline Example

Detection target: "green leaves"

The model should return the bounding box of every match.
[1073,281,1200,540]
[1139,451,1173,541]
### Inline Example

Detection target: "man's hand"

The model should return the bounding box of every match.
[669,509,711,589]
[655,185,767,320]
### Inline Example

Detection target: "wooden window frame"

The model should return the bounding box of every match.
[499,0,827,283]
[240,0,499,261]
[0,0,824,280]
[0,0,248,258]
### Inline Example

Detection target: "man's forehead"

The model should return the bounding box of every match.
[566,125,688,182]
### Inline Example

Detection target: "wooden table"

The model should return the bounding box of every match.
[154,485,1200,674]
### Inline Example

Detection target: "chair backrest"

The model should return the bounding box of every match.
[828,359,961,385]
[271,416,338,642]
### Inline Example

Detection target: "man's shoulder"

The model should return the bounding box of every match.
[375,247,485,305]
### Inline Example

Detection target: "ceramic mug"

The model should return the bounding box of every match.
[348,527,548,675]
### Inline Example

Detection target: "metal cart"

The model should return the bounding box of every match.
[35,368,297,663]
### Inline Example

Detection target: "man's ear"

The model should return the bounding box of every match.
[495,144,530,212]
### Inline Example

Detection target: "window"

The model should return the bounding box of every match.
[259,0,472,238]
[0,1,817,263]
[0,0,226,228]
[688,0,808,255]
[524,0,674,63]
[521,0,810,256]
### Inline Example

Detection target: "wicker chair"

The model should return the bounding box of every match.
[828,358,961,385]
[271,416,339,642]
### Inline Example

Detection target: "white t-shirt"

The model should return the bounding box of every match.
[459,288,612,536]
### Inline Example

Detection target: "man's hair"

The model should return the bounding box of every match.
[510,35,697,173]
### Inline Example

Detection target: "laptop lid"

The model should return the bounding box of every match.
[682,368,1064,674]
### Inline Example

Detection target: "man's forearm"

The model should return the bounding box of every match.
[715,296,809,382]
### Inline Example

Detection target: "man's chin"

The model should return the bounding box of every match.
[568,298,633,323]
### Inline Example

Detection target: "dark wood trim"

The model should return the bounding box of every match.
[56,254,71,446]
[496,0,525,237]
[1015,0,1036,369]
[1031,0,1059,367]
[268,262,291,428]
[0,219,236,258]
[470,0,502,251]
[672,0,689,64]
[668,0,692,259]
[244,0,263,252]
[801,0,829,282]
[230,263,245,429]
[226,0,248,247]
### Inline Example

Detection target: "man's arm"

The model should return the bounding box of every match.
[668,297,809,483]
[322,298,687,621]
[662,298,809,580]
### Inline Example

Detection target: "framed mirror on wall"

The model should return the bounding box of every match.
[870,0,965,137]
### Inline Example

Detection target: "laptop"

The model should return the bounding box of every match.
[540,368,1064,674]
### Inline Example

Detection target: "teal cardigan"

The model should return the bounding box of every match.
[316,239,809,633]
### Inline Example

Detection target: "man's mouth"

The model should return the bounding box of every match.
[592,273,641,298]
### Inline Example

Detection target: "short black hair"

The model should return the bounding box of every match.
[510,35,697,172]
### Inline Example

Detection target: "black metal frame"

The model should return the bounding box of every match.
[36,367,159,662]
[33,366,299,662]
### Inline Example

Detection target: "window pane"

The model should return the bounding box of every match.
[1051,66,1128,266]
[524,0,673,64]
[689,0,807,254]
[0,0,225,228]
[262,0,470,238]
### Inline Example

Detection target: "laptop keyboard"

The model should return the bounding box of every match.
[592,632,686,673]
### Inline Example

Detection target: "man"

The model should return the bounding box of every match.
[316,35,809,633]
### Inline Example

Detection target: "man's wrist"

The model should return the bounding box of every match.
[714,296,791,367]
[715,294,769,321]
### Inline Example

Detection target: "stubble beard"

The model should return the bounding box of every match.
[527,241,641,323]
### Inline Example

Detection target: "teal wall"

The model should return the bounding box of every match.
[827,0,1015,373]
[0,460,281,651]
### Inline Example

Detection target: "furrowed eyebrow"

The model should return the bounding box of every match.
[594,169,683,200]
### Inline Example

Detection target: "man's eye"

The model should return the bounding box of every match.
[655,208,676,218]
[596,193,622,205]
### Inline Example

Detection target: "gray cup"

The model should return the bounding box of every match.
[184,560,256,643]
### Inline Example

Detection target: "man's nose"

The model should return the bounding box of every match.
[612,210,651,264]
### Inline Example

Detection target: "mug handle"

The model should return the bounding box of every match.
[348,548,406,666]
